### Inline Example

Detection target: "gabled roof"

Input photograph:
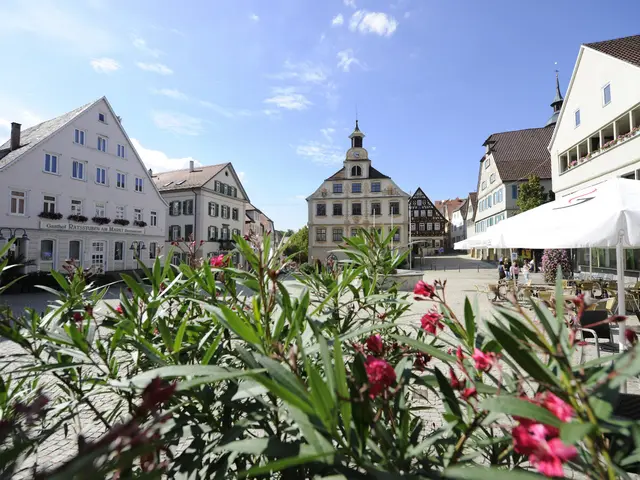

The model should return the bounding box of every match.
[468,192,477,207]
[0,99,97,169]
[325,166,390,181]
[246,203,274,224]
[153,163,228,191]
[438,198,465,219]
[483,126,553,182]
[585,34,640,68]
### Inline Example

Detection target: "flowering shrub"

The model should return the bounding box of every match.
[542,248,572,283]
[0,234,639,479]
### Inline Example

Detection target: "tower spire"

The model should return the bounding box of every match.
[545,69,564,127]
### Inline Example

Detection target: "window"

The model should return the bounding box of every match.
[481,181,487,190]
[208,225,218,240]
[116,172,126,189]
[221,226,230,240]
[150,211,157,226]
[71,199,82,215]
[184,224,193,239]
[98,112,106,123]
[316,228,326,242]
[170,201,182,216]
[115,205,125,219]
[351,228,359,237]
[488,195,492,208]
[371,202,381,215]
[74,129,85,145]
[149,242,157,259]
[69,240,81,261]
[485,158,491,169]
[351,165,362,177]
[417,199,423,207]
[434,222,440,230]
[97,136,107,152]
[135,177,143,192]
[352,183,362,193]
[427,209,433,217]
[352,202,362,216]
[411,222,416,231]
[96,167,107,185]
[10,190,26,215]
[232,228,240,237]
[170,225,181,241]
[222,184,228,196]
[183,200,194,215]
[134,208,142,222]
[603,83,611,106]
[40,240,54,262]
[392,227,400,242]
[214,181,221,192]
[427,223,433,231]
[332,228,343,242]
[333,183,343,194]
[44,153,58,173]
[114,241,124,261]
[43,195,56,214]
[316,203,326,216]
[95,202,106,217]
[333,203,343,216]
[232,208,239,221]
[512,185,518,199]
[371,182,381,192]
[490,173,496,184]
[419,223,425,231]
[117,144,126,158]
[574,109,581,127]
[389,202,400,215]
[72,160,85,180]
[208,202,219,217]
[220,204,229,219]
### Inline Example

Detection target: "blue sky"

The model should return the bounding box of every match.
[1,0,639,231]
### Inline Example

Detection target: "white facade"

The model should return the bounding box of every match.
[451,208,465,245]
[0,97,167,273]
[550,46,640,196]
[307,122,409,262]
[153,163,249,263]
[465,196,477,241]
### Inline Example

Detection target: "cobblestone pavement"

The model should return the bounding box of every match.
[1,255,638,477]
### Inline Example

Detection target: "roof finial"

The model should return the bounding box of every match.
[355,102,359,130]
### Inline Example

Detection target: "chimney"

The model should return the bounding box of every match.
[148,168,153,177]
[189,160,194,172]
[10,123,21,151]
[117,115,122,123]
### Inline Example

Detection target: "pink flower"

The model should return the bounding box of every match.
[115,304,124,315]
[73,312,83,323]
[210,255,225,268]
[351,342,365,355]
[456,345,465,362]
[420,311,444,335]
[513,424,577,477]
[461,387,477,400]
[414,280,436,299]
[625,329,638,346]
[365,334,384,355]
[449,368,465,390]
[471,348,495,372]
[541,393,574,423]
[364,356,396,399]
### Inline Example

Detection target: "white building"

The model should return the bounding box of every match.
[464,192,478,244]
[0,97,167,273]
[152,163,249,264]
[307,121,409,262]
[549,34,640,272]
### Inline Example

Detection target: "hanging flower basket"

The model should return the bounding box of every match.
[133,220,147,228]
[92,216,111,225]
[113,219,130,226]
[38,211,63,220]
[68,214,88,223]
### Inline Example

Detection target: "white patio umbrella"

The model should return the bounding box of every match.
[455,177,640,354]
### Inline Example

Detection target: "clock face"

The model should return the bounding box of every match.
[353,152,360,158]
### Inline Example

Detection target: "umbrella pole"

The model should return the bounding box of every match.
[616,236,627,393]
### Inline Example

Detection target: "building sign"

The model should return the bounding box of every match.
[39,221,144,234]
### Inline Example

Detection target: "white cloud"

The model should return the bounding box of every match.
[151,88,188,101]
[295,141,343,165]
[0,108,43,143]
[320,127,335,142]
[199,101,253,119]
[136,62,173,75]
[269,61,329,85]
[238,171,246,182]
[250,13,260,22]
[349,10,398,36]
[90,57,121,73]
[132,35,162,57]
[130,138,201,173]
[331,14,344,26]
[264,87,312,111]
[344,0,356,8]
[337,49,364,72]
[151,111,204,136]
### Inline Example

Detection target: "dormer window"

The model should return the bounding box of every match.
[351,165,362,177]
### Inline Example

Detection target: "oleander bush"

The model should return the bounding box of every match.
[1,232,640,479]
[542,249,572,283]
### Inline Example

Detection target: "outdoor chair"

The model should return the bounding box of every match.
[577,310,619,359]
[538,290,553,306]
[592,282,603,299]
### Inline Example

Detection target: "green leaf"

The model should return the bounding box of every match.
[445,466,544,479]
[434,367,462,420]
[202,330,224,365]
[464,297,475,349]
[239,451,334,479]
[127,365,255,387]
[173,315,189,353]
[205,303,262,348]
[480,397,562,428]
[333,337,352,441]
[176,370,263,391]
[559,421,595,444]
[252,375,315,415]
[390,334,457,363]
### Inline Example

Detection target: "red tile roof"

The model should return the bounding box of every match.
[585,34,640,68]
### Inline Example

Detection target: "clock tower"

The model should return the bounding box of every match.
[345,120,371,179]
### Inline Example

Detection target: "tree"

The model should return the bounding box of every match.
[285,229,295,237]
[283,226,308,263]
[516,174,547,212]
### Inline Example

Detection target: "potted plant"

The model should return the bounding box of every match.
[133,220,147,228]
[38,211,63,220]
[67,214,88,223]
[91,216,111,225]
[113,219,130,226]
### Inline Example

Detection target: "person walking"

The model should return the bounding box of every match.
[511,261,520,284]
[498,261,506,281]
[522,261,530,283]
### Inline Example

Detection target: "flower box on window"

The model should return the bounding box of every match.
[92,216,111,225]
[113,219,130,226]
[38,211,63,220]
[134,220,147,228]
[67,214,88,223]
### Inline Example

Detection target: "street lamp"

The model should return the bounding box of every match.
[0,228,29,241]
[129,241,146,259]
